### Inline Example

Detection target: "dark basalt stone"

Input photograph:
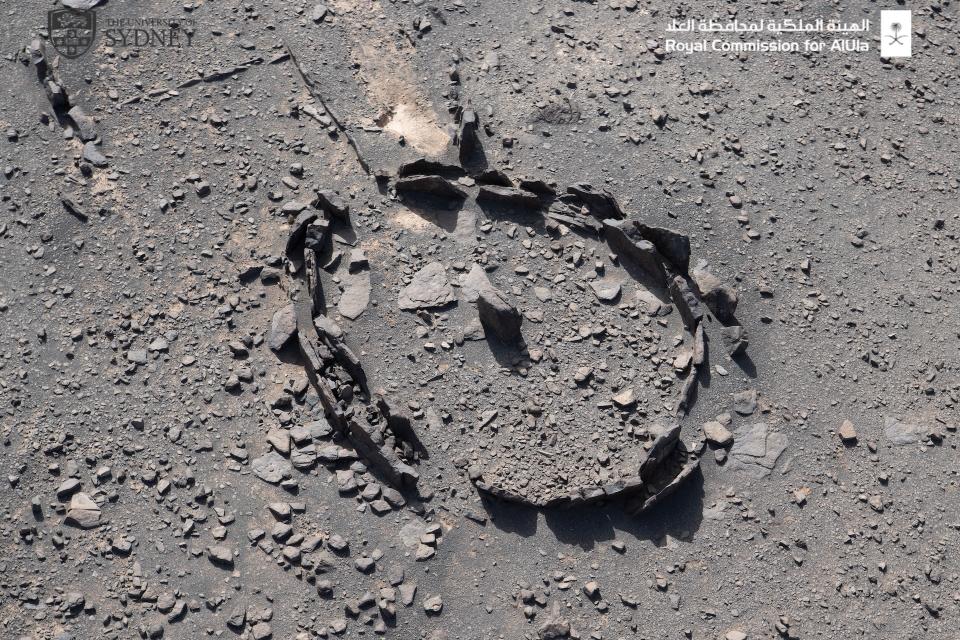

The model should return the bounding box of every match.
[668,275,704,331]
[395,174,467,200]
[477,185,543,209]
[397,158,465,178]
[690,260,739,323]
[474,169,513,187]
[602,219,668,286]
[312,189,349,219]
[634,222,691,274]
[567,183,625,219]
[518,178,557,198]
[477,288,523,344]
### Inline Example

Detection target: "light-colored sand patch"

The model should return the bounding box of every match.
[390,206,443,232]
[381,103,449,156]
[333,5,449,155]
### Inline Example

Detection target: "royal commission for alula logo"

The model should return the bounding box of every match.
[47,7,195,58]
[880,10,911,57]
[663,8,914,59]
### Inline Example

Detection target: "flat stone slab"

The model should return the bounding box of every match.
[338,272,371,320]
[398,262,455,310]
[589,278,622,302]
[64,492,101,529]
[727,423,787,478]
[268,304,298,351]
[459,263,495,303]
[252,452,293,484]
[884,416,927,445]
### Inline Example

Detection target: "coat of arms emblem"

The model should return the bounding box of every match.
[48,9,96,59]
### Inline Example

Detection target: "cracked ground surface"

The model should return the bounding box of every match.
[2,1,960,639]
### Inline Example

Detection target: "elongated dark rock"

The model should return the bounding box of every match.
[634,222,691,273]
[602,219,668,286]
[567,183,625,219]
[668,275,704,331]
[477,185,542,209]
[395,175,467,200]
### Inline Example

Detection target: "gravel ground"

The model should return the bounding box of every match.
[2,1,960,639]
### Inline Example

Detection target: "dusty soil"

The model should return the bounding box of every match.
[2,1,960,640]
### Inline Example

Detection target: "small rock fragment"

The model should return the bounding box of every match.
[733,389,758,415]
[476,288,523,343]
[82,142,108,167]
[703,421,733,447]
[720,325,748,356]
[311,3,329,23]
[252,452,293,484]
[422,594,443,614]
[838,419,857,444]
[65,493,101,529]
[398,262,456,310]
[883,416,927,445]
[268,304,298,351]
[207,545,234,568]
[589,279,622,302]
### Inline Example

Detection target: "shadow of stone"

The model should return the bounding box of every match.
[482,496,538,538]
[543,506,615,551]
[482,331,530,371]
[375,173,391,195]
[377,396,430,460]
[475,199,549,234]
[329,215,358,247]
[615,254,672,305]
[623,467,705,545]
[698,335,712,390]
[458,115,489,174]
[529,468,705,548]
[272,340,306,367]
[731,351,757,378]
[461,141,488,174]
[396,194,462,234]
[700,314,757,379]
